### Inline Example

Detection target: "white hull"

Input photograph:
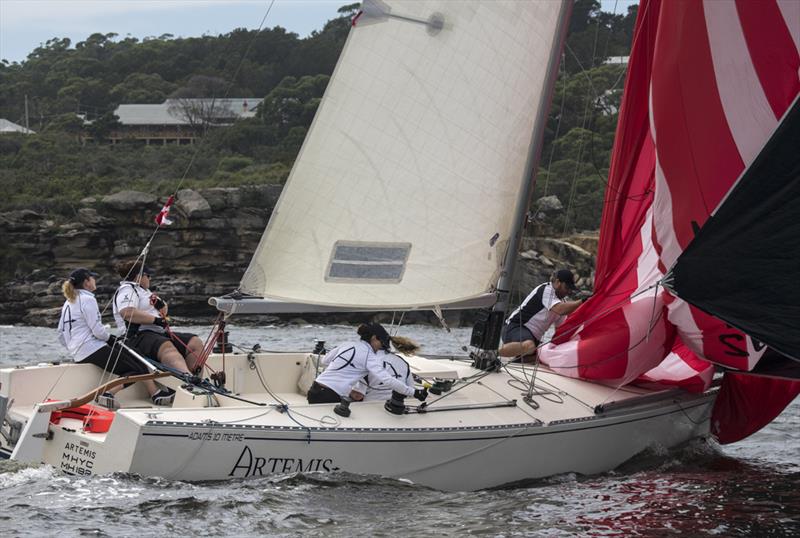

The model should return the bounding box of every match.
[1,352,716,491]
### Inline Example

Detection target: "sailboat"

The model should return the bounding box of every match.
[1,0,797,491]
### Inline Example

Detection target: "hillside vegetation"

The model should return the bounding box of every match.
[0,0,635,232]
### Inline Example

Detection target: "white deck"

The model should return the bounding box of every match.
[0,352,716,490]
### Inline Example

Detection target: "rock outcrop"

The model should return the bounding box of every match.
[0,189,596,327]
[0,186,280,326]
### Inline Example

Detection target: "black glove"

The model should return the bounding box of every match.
[153,316,167,328]
[106,334,118,346]
[150,294,166,310]
[413,388,428,401]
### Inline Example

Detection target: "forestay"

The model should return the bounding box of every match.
[225,1,568,313]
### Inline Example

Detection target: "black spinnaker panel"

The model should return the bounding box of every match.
[670,97,800,361]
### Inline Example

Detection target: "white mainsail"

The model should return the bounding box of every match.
[230,1,568,312]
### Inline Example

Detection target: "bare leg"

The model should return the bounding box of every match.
[156,341,191,374]
[498,339,537,358]
[142,379,159,395]
[183,336,205,372]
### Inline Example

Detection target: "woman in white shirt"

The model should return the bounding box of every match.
[57,268,170,407]
[350,336,419,402]
[307,323,427,405]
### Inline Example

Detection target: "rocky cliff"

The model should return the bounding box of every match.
[0,188,596,327]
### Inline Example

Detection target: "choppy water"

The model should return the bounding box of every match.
[1,324,798,537]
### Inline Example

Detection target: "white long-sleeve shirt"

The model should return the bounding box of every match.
[315,341,416,398]
[352,350,415,402]
[112,281,163,334]
[57,289,110,361]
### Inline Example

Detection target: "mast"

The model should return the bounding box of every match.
[491,1,573,320]
[469,0,572,367]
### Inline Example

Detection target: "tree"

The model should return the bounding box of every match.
[110,73,177,103]
[85,112,121,142]
[168,75,231,131]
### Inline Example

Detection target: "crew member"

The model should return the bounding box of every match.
[57,267,172,407]
[499,268,584,361]
[112,259,203,378]
[308,323,428,404]
[350,335,419,402]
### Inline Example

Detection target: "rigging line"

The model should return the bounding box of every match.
[283,408,340,428]
[504,363,595,410]
[252,356,288,407]
[597,282,670,407]
[418,369,494,409]
[168,0,277,199]
[523,354,541,401]
[212,408,276,424]
[600,0,620,61]
[543,55,568,197]
[561,15,602,234]
[537,280,662,347]
[506,376,565,406]
[542,308,667,374]
[529,284,667,372]
[117,0,279,261]
[561,1,653,212]
[250,350,339,429]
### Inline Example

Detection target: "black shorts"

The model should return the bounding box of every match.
[78,345,149,377]
[130,330,197,361]
[501,323,540,346]
[307,381,342,404]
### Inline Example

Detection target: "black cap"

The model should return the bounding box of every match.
[555,269,577,291]
[142,266,156,277]
[69,268,99,285]
[368,322,391,350]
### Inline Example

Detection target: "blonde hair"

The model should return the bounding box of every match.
[390,335,420,355]
[62,280,78,302]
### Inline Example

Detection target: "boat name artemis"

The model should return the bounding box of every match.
[228,445,338,477]
[60,441,96,476]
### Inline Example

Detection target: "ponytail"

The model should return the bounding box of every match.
[389,335,420,355]
[62,280,77,302]
[356,323,372,342]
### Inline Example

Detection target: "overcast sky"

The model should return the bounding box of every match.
[0,0,343,63]
[1,0,637,64]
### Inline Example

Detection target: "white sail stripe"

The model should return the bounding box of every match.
[703,0,778,165]
[651,157,682,270]
[643,352,698,382]
[777,0,800,52]
[538,339,581,379]
[647,80,682,273]
[636,205,664,291]
[620,294,671,384]
[665,299,705,358]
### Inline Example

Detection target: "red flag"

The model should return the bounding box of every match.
[155,195,175,226]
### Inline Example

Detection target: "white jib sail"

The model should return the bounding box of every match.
[238,0,566,311]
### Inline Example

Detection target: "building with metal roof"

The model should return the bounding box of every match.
[0,119,35,134]
[105,98,263,145]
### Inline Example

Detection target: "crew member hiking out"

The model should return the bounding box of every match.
[112,260,203,384]
[499,269,584,362]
